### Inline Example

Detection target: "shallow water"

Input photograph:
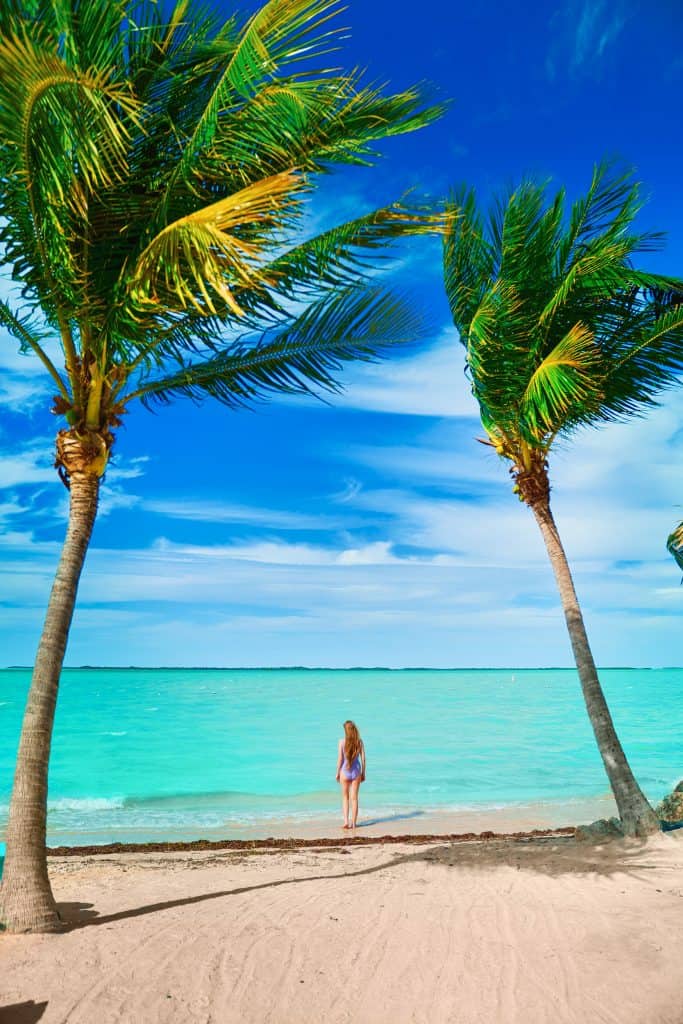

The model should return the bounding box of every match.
[0,667,681,846]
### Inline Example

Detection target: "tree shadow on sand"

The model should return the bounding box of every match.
[58,834,678,933]
[0,1001,48,1023]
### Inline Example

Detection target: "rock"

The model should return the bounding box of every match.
[655,780,683,823]
[575,817,625,842]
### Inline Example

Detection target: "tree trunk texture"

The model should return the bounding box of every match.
[531,499,660,837]
[1,467,100,932]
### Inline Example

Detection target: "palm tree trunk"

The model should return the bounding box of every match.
[531,498,660,837]
[1,467,100,932]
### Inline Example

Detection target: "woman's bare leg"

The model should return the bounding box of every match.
[350,778,361,829]
[340,778,350,827]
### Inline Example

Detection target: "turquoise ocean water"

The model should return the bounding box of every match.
[0,667,681,848]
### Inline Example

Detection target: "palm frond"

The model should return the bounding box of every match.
[521,323,603,436]
[557,162,643,272]
[0,21,140,321]
[442,162,683,454]
[0,297,70,398]
[0,26,139,191]
[157,0,343,210]
[667,520,683,572]
[443,187,496,333]
[51,0,127,71]
[465,276,544,422]
[1,0,442,431]
[127,171,308,316]
[129,285,423,408]
[601,300,683,419]
[196,72,445,192]
[246,200,446,302]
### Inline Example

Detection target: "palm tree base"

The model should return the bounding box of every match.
[619,805,662,839]
[0,879,62,934]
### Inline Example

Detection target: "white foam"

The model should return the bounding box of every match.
[48,797,125,812]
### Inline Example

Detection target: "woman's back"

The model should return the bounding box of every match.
[341,739,362,770]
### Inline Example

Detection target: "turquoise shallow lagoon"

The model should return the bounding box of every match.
[0,667,681,846]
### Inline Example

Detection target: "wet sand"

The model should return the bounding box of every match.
[39,793,618,850]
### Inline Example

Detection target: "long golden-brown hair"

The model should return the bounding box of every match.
[344,720,361,765]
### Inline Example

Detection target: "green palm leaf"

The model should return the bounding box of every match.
[246,200,446,302]
[0,0,442,417]
[129,285,423,408]
[0,26,139,191]
[602,302,683,417]
[0,21,140,322]
[159,0,345,211]
[667,521,683,572]
[521,323,603,437]
[443,164,683,458]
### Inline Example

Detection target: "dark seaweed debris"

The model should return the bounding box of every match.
[47,826,576,858]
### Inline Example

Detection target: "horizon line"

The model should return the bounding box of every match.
[4,664,682,672]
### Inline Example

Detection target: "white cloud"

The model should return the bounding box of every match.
[144,498,348,531]
[0,375,49,410]
[0,344,47,375]
[151,536,446,568]
[0,443,55,488]
[1,517,680,667]
[98,485,141,517]
[330,331,479,418]
[0,497,29,521]
[1,313,682,668]
[106,456,150,482]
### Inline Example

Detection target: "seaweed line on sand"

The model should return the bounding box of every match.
[47,826,576,857]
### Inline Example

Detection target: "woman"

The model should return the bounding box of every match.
[335,720,366,830]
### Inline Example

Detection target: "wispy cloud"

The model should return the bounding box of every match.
[151,536,452,568]
[331,330,479,419]
[0,442,55,488]
[546,0,634,81]
[2,523,679,667]
[143,498,352,531]
[0,374,50,411]
[1,293,681,667]
[106,457,150,482]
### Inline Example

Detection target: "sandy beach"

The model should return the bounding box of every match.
[1,830,681,1024]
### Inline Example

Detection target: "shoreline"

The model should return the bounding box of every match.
[2,793,618,855]
[46,824,577,857]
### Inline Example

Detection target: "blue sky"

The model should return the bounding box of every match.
[1,0,682,667]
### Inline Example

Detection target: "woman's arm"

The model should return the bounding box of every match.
[336,739,343,781]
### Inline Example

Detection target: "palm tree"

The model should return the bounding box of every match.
[442,164,683,837]
[0,0,444,932]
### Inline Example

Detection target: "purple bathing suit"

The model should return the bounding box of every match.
[342,752,362,781]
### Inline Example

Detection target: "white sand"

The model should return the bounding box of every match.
[1,831,682,1024]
